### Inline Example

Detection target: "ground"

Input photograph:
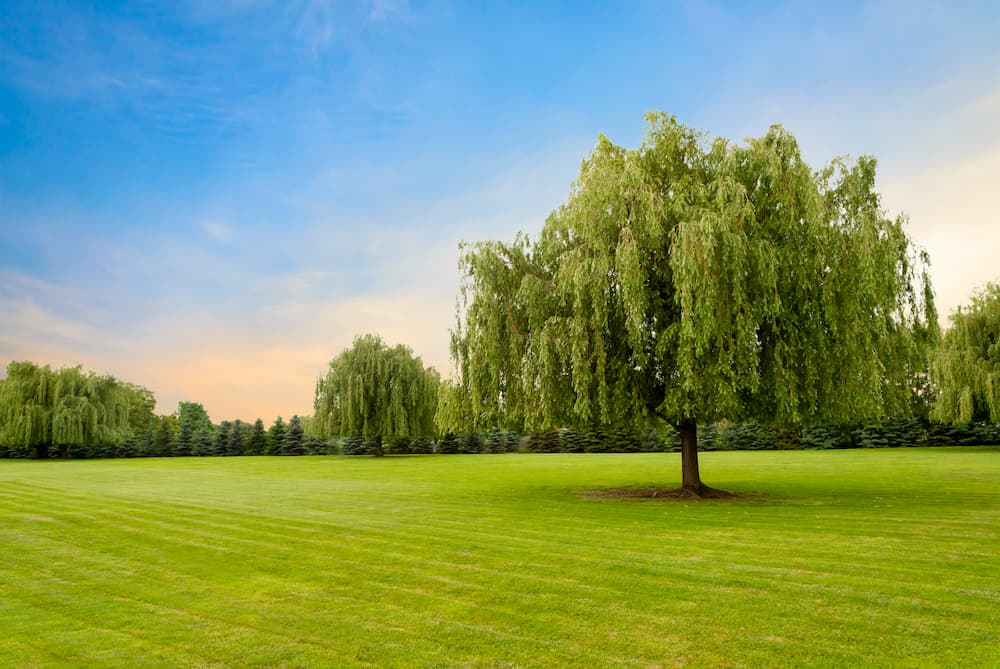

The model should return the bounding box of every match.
[1,448,997,667]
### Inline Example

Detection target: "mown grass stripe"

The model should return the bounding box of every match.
[1,449,998,667]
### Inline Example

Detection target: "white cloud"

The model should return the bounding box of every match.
[202,220,236,243]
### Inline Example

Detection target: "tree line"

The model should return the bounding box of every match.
[2,114,998,478]
[0,362,326,459]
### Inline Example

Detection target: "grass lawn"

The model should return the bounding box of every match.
[0,448,998,668]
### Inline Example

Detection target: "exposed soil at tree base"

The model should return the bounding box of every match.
[583,486,746,500]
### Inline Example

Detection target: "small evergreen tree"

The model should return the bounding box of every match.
[267,417,285,455]
[212,421,231,457]
[117,435,138,458]
[139,423,155,457]
[176,402,212,457]
[437,432,459,454]
[282,415,306,455]
[153,415,175,457]
[246,418,267,455]
[225,419,244,456]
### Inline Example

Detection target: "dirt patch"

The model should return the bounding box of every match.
[582,486,750,500]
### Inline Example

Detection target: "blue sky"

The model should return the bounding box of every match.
[2,1,999,422]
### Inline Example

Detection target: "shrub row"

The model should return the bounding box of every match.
[0,437,336,459]
[3,420,998,459]
[522,427,663,453]
[502,419,1000,454]
[702,419,1000,451]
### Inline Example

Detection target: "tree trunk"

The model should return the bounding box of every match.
[679,419,704,494]
[374,435,384,457]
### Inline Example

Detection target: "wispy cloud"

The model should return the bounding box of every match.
[202,220,236,244]
[3,0,999,423]
[0,132,585,422]
[369,0,408,21]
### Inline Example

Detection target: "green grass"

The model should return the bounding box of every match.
[1,449,998,668]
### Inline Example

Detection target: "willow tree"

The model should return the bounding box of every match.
[444,113,935,495]
[0,361,156,457]
[314,334,440,456]
[931,283,1000,424]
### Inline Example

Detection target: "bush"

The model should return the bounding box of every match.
[67,444,96,459]
[927,421,1000,446]
[523,431,561,453]
[485,430,519,453]
[341,436,375,456]
[410,437,435,454]
[386,437,412,454]
[458,433,485,454]
[639,428,666,452]
[302,436,328,455]
[437,432,460,454]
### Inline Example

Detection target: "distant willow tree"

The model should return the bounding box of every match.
[314,334,440,456]
[931,283,1000,424]
[0,361,156,457]
[442,113,936,495]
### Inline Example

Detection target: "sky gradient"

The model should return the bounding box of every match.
[2,1,999,423]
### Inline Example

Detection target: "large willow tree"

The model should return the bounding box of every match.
[313,334,440,456]
[444,113,936,495]
[0,361,156,457]
[931,283,1000,424]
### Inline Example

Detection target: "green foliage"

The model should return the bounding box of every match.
[409,436,436,454]
[176,402,213,457]
[926,421,1000,446]
[0,361,156,453]
[211,421,230,457]
[116,436,138,458]
[716,421,780,451]
[523,430,562,453]
[385,436,412,454]
[436,432,460,454]
[313,334,440,445]
[282,415,306,455]
[227,419,247,456]
[484,430,520,453]
[266,416,285,455]
[151,414,177,457]
[340,436,375,456]
[523,427,646,453]
[245,418,267,455]
[931,282,1000,424]
[303,435,329,455]
[444,113,936,486]
[800,424,853,450]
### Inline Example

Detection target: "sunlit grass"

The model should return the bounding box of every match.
[1,448,997,667]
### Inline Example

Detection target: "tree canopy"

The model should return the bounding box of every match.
[0,361,156,456]
[175,401,214,457]
[442,113,936,493]
[313,334,440,456]
[931,282,1000,424]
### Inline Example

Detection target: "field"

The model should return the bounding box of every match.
[1,449,998,668]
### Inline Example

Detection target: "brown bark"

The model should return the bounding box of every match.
[679,419,702,493]
[678,419,730,497]
[373,435,384,457]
